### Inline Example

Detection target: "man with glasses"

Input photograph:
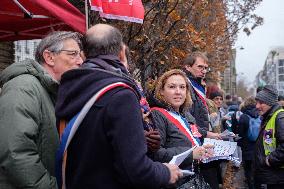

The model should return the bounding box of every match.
[182,52,221,189]
[0,31,83,189]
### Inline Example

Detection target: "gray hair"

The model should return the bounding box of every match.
[35,31,82,64]
[83,24,123,58]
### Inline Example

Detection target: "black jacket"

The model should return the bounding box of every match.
[237,105,258,160]
[56,55,170,189]
[186,72,209,136]
[254,104,284,184]
[149,99,198,188]
[150,105,196,169]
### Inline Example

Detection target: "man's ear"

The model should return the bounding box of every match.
[43,50,55,66]
[119,46,128,69]
[184,65,192,72]
[80,51,86,61]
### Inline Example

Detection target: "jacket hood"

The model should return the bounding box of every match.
[0,59,58,97]
[55,55,141,120]
[242,105,258,118]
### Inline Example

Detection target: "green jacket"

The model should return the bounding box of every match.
[0,59,59,189]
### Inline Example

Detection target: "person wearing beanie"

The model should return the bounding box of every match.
[254,85,284,188]
[209,91,226,132]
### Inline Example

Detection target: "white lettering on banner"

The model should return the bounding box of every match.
[108,0,134,5]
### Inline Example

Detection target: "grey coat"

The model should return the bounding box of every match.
[0,59,59,189]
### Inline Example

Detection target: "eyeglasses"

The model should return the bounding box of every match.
[197,65,211,72]
[58,49,82,59]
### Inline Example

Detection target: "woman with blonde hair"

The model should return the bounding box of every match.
[149,69,213,188]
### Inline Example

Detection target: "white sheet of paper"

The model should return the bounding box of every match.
[181,170,195,176]
[169,145,197,166]
[203,138,237,157]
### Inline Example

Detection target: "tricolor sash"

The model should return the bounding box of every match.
[56,82,132,189]
[188,79,208,110]
[151,107,201,146]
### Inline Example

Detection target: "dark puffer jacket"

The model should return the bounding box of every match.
[254,104,284,184]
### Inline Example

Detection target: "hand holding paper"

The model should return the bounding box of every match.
[169,146,197,166]
[201,138,238,163]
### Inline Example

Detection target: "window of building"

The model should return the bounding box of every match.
[279,67,284,74]
[279,75,284,81]
[279,59,284,67]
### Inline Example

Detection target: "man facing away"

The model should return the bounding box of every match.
[55,24,181,189]
[0,31,83,189]
[254,85,284,189]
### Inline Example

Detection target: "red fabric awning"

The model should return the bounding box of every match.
[0,0,86,41]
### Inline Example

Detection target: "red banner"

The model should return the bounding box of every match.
[90,0,144,24]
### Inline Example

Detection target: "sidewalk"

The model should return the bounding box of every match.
[223,162,247,189]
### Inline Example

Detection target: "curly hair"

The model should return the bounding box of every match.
[154,69,192,113]
[243,96,256,108]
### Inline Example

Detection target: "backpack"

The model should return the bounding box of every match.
[247,115,261,141]
[224,110,242,133]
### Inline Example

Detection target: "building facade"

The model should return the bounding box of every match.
[14,39,41,63]
[221,49,237,96]
[257,47,284,95]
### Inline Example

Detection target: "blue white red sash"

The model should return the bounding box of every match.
[188,79,208,110]
[151,107,200,146]
[56,82,132,189]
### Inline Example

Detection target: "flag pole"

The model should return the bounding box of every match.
[85,0,89,30]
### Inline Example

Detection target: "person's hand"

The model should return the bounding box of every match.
[141,108,150,122]
[210,112,218,118]
[206,131,222,140]
[144,129,161,152]
[202,144,214,158]
[163,163,183,184]
[193,146,206,160]
[193,145,215,160]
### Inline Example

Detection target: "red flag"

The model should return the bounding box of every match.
[90,0,144,24]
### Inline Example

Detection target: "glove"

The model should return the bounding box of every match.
[144,129,161,152]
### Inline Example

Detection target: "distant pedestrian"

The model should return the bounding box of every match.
[237,96,260,189]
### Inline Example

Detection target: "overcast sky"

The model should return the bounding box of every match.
[235,0,284,86]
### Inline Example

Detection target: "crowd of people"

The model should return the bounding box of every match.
[0,23,283,189]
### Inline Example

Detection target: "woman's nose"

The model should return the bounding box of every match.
[175,87,181,93]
